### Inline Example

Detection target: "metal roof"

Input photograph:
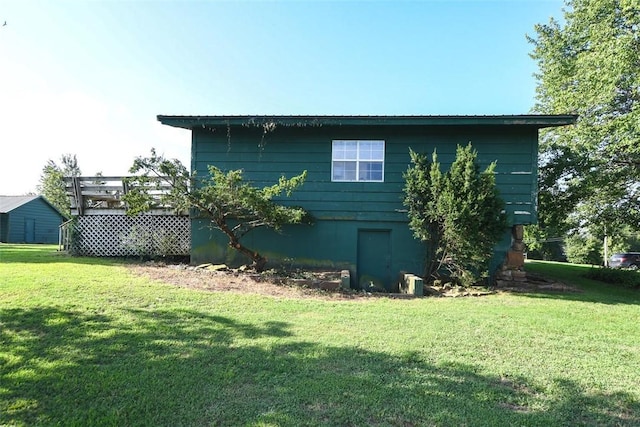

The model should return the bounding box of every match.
[0,195,40,213]
[0,195,64,217]
[157,114,578,130]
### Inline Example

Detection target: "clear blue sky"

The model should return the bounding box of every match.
[0,0,564,195]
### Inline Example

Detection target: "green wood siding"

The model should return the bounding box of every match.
[192,125,539,224]
[188,123,539,288]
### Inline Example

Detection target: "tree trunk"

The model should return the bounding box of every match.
[216,220,268,272]
[228,239,267,272]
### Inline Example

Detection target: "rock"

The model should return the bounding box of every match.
[318,281,340,291]
[207,264,228,271]
[511,270,527,282]
[513,224,524,240]
[512,241,526,251]
[498,269,513,280]
[506,250,525,268]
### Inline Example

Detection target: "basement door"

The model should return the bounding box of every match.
[357,229,391,291]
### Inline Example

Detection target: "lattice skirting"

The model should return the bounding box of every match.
[67,215,190,257]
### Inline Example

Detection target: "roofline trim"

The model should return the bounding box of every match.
[157,114,578,130]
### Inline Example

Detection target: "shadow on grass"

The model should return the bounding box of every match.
[1,307,638,426]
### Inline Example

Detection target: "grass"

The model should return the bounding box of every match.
[1,245,639,426]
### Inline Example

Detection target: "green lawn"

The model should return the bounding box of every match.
[1,245,639,426]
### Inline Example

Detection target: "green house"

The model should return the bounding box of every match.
[0,195,65,244]
[158,115,576,289]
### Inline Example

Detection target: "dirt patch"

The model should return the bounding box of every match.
[126,262,579,300]
[127,262,367,301]
[493,272,581,294]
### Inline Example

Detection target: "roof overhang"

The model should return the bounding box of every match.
[157,114,578,130]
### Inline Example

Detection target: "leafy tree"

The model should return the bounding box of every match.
[403,143,506,285]
[123,149,308,272]
[565,233,602,265]
[37,154,81,218]
[609,226,640,253]
[526,222,640,263]
[528,0,640,240]
[523,225,567,261]
[61,154,81,177]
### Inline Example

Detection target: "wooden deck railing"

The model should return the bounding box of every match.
[64,176,178,216]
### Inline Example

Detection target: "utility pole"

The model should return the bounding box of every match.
[604,224,608,267]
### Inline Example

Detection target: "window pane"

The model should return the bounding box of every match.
[332,141,357,160]
[332,161,357,181]
[358,141,384,160]
[359,146,372,160]
[359,161,383,181]
[370,142,384,160]
[359,141,373,159]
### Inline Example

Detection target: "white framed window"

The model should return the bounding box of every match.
[331,140,385,182]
